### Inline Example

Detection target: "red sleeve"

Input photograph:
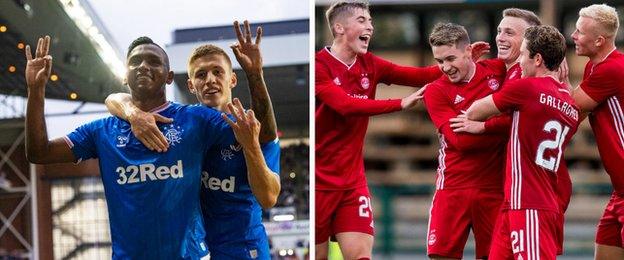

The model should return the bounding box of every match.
[492,80,529,112]
[483,114,512,134]
[316,58,402,116]
[373,55,443,87]
[424,83,506,151]
[580,62,621,104]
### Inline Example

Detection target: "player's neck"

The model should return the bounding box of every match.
[131,91,167,112]
[590,43,616,64]
[535,69,558,81]
[461,62,477,83]
[505,60,518,70]
[329,42,357,65]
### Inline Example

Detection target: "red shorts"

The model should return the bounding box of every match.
[596,192,624,247]
[315,185,374,244]
[489,209,561,260]
[426,188,503,259]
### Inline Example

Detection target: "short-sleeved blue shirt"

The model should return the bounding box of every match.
[200,132,280,259]
[66,102,229,259]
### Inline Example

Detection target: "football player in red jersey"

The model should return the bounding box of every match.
[567,4,624,259]
[315,1,445,259]
[467,25,579,260]
[423,22,508,260]
[496,8,542,81]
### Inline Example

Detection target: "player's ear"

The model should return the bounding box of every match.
[166,71,174,84]
[535,53,543,67]
[334,22,344,35]
[595,35,606,47]
[464,43,472,56]
[187,78,196,94]
[229,71,237,89]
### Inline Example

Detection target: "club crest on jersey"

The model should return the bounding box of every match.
[488,78,500,90]
[428,230,437,245]
[221,143,242,161]
[116,134,129,147]
[333,77,341,86]
[163,125,184,146]
[360,75,370,89]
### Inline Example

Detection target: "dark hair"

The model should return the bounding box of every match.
[325,1,369,37]
[126,36,170,70]
[429,22,470,48]
[502,8,542,26]
[524,25,566,71]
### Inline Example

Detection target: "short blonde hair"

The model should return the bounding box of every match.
[325,1,369,37]
[187,44,232,78]
[579,4,619,38]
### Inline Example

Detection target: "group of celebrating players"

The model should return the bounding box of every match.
[24,21,280,259]
[315,1,624,259]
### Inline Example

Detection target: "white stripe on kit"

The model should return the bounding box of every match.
[436,133,447,190]
[525,209,540,260]
[608,96,624,150]
[511,112,522,209]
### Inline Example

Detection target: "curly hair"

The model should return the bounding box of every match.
[524,25,566,71]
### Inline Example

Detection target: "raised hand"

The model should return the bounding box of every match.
[25,36,53,92]
[558,57,571,88]
[221,98,261,148]
[470,41,490,61]
[231,20,263,75]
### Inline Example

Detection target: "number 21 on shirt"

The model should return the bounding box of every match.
[535,120,570,172]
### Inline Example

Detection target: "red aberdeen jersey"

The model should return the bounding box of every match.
[493,76,579,211]
[316,47,442,190]
[579,49,624,193]
[506,62,522,81]
[424,59,507,190]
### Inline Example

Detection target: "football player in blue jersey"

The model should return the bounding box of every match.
[105,20,281,259]
[24,35,236,259]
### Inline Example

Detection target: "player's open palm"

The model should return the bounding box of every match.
[25,36,53,91]
[231,20,263,75]
[222,98,261,148]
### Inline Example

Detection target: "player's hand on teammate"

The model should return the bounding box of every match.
[222,98,261,148]
[450,113,485,134]
[470,41,490,61]
[25,35,53,91]
[557,57,571,89]
[127,109,172,152]
[231,20,263,75]
[401,86,427,110]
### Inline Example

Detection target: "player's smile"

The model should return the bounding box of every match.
[359,34,371,46]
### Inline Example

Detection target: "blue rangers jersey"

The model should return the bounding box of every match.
[65,102,229,260]
[200,132,280,259]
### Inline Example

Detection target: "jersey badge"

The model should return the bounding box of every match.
[360,75,370,89]
[163,124,184,147]
[428,229,437,245]
[488,78,500,90]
